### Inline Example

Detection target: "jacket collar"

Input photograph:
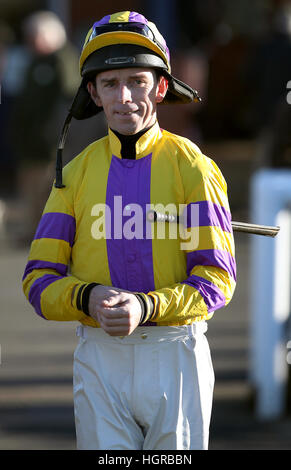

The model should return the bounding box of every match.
[108,121,162,159]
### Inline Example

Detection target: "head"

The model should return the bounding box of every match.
[22,11,66,55]
[87,67,168,135]
[54,11,200,187]
[70,12,200,122]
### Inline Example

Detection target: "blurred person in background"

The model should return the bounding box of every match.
[11,10,80,242]
[0,20,17,197]
[267,2,291,168]
[245,0,291,169]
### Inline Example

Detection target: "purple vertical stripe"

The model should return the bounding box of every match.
[28,274,64,319]
[187,249,236,281]
[106,154,155,293]
[93,15,111,27]
[182,274,226,313]
[129,12,148,24]
[34,212,76,247]
[185,201,232,232]
[128,12,170,62]
[23,260,68,282]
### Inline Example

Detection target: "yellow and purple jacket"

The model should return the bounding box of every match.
[22,122,236,327]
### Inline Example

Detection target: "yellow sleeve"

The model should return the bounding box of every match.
[147,150,236,325]
[22,168,89,322]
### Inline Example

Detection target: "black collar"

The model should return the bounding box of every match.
[110,125,154,159]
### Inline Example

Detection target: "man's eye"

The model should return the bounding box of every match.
[132,78,145,85]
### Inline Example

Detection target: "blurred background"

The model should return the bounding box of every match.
[1,0,291,450]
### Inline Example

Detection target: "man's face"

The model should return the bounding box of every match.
[87,67,168,135]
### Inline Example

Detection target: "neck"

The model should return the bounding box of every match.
[111,124,155,159]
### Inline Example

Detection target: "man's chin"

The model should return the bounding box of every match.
[113,122,142,136]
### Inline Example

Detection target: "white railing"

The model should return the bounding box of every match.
[250,169,291,419]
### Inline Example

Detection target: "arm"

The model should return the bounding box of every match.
[22,182,92,322]
[145,153,236,325]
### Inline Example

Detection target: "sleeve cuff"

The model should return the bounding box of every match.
[135,293,155,324]
[76,283,101,316]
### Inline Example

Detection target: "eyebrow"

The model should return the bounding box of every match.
[100,73,149,83]
[100,78,115,84]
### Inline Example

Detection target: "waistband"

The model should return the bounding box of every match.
[76,322,208,345]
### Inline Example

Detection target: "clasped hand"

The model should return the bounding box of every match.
[88,285,142,336]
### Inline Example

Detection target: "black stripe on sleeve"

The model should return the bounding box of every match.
[81,283,100,316]
[76,284,86,311]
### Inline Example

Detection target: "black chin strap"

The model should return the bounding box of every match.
[54,111,73,188]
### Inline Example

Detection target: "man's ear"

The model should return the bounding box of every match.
[87,80,102,107]
[156,76,168,104]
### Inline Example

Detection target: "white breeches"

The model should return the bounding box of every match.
[73,323,214,450]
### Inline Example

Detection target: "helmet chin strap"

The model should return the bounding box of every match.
[54,111,73,188]
[54,82,101,188]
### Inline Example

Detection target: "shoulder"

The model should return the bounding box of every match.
[161,129,217,172]
[47,135,109,208]
[161,129,227,191]
[161,129,201,156]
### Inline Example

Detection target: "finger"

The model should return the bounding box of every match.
[98,314,131,335]
[98,304,129,319]
[100,292,128,307]
[99,311,130,325]
[102,323,132,336]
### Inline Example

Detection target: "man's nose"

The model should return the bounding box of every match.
[117,84,132,103]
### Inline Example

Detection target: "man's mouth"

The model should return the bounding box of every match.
[115,109,138,116]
